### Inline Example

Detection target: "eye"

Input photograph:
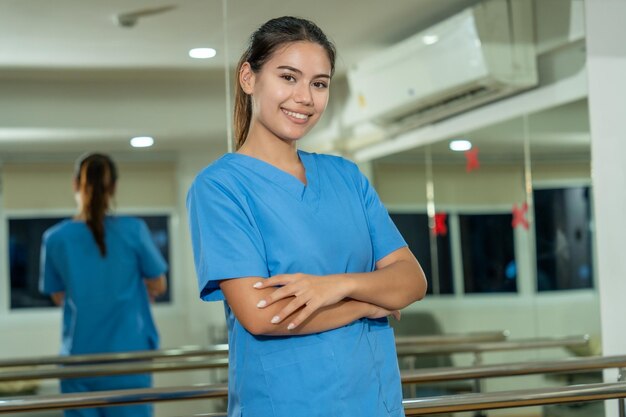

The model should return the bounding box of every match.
[280,74,296,82]
[312,81,329,89]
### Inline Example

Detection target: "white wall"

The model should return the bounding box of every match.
[586,1,626,417]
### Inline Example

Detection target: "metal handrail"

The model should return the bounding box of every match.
[0,358,229,382]
[0,333,574,369]
[401,355,626,384]
[0,345,229,368]
[2,354,623,385]
[0,384,228,413]
[1,381,625,414]
[394,330,508,346]
[396,335,589,356]
[403,382,626,415]
[0,336,589,383]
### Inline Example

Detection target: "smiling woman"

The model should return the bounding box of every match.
[186,15,427,417]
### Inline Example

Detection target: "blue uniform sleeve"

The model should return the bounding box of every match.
[39,230,65,294]
[136,219,168,279]
[358,169,407,262]
[187,174,269,302]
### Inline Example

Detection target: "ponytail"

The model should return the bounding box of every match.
[74,153,118,256]
[234,55,253,150]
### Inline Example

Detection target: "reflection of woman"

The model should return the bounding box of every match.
[187,16,427,417]
[39,153,167,417]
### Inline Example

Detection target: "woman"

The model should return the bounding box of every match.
[187,16,427,417]
[40,153,168,417]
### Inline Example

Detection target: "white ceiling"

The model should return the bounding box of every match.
[0,0,487,162]
[0,0,589,163]
[0,0,481,71]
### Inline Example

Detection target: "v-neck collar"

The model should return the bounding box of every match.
[226,150,320,204]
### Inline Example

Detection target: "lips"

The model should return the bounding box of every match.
[282,108,310,122]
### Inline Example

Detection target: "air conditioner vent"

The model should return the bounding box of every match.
[343,0,537,128]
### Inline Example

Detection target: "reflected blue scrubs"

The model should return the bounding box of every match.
[187,150,407,417]
[40,216,168,417]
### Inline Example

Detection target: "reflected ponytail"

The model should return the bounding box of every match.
[74,153,118,256]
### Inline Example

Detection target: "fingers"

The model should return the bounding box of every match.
[285,303,318,330]
[254,274,307,308]
[253,274,297,289]
[269,297,306,327]
[256,285,294,308]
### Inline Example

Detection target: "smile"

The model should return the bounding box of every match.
[282,109,310,121]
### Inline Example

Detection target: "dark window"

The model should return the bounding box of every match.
[459,214,517,293]
[389,213,453,295]
[9,215,171,309]
[534,187,594,291]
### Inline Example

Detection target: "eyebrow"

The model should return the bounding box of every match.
[276,65,331,79]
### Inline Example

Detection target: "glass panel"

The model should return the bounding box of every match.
[9,215,172,309]
[534,186,594,291]
[389,212,453,295]
[459,213,517,293]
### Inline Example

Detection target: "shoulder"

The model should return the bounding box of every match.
[109,215,142,227]
[188,154,247,203]
[43,219,75,244]
[107,216,150,236]
[192,155,240,188]
[301,151,360,176]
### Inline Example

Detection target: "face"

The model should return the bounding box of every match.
[241,41,332,144]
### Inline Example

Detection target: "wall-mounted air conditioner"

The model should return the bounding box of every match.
[343,0,537,128]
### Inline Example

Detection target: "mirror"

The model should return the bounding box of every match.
[0,1,601,415]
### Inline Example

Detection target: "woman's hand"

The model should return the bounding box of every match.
[253,273,352,330]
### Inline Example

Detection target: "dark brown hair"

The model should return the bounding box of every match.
[74,153,118,256]
[233,16,336,150]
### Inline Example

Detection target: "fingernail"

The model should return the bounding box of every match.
[287,323,296,330]
[253,282,262,288]
[271,316,280,324]
[256,300,266,308]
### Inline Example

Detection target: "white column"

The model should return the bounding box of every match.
[585,2,626,416]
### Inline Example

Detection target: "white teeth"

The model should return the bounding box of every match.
[283,109,308,120]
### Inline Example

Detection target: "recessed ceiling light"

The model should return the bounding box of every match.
[130,136,154,148]
[189,48,217,59]
[449,139,472,152]
[422,35,439,45]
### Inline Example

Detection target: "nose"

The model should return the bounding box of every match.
[293,83,313,105]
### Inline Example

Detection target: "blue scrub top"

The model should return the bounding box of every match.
[40,216,168,356]
[187,150,407,417]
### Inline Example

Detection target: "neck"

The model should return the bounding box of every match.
[238,131,307,184]
[237,133,300,167]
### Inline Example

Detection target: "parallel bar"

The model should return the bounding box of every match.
[395,331,508,346]
[1,333,572,369]
[0,358,229,382]
[0,337,593,383]
[2,382,626,414]
[0,345,229,368]
[4,354,623,385]
[401,355,626,383]
[403,382,626,415]
[0,384,228,413]
[396,335,589,356]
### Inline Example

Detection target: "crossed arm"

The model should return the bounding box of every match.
[219,246,427,336]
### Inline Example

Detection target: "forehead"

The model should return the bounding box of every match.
[265,41,332,75]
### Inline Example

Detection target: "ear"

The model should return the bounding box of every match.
[72,178,80,193]
[239,62,255,95]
